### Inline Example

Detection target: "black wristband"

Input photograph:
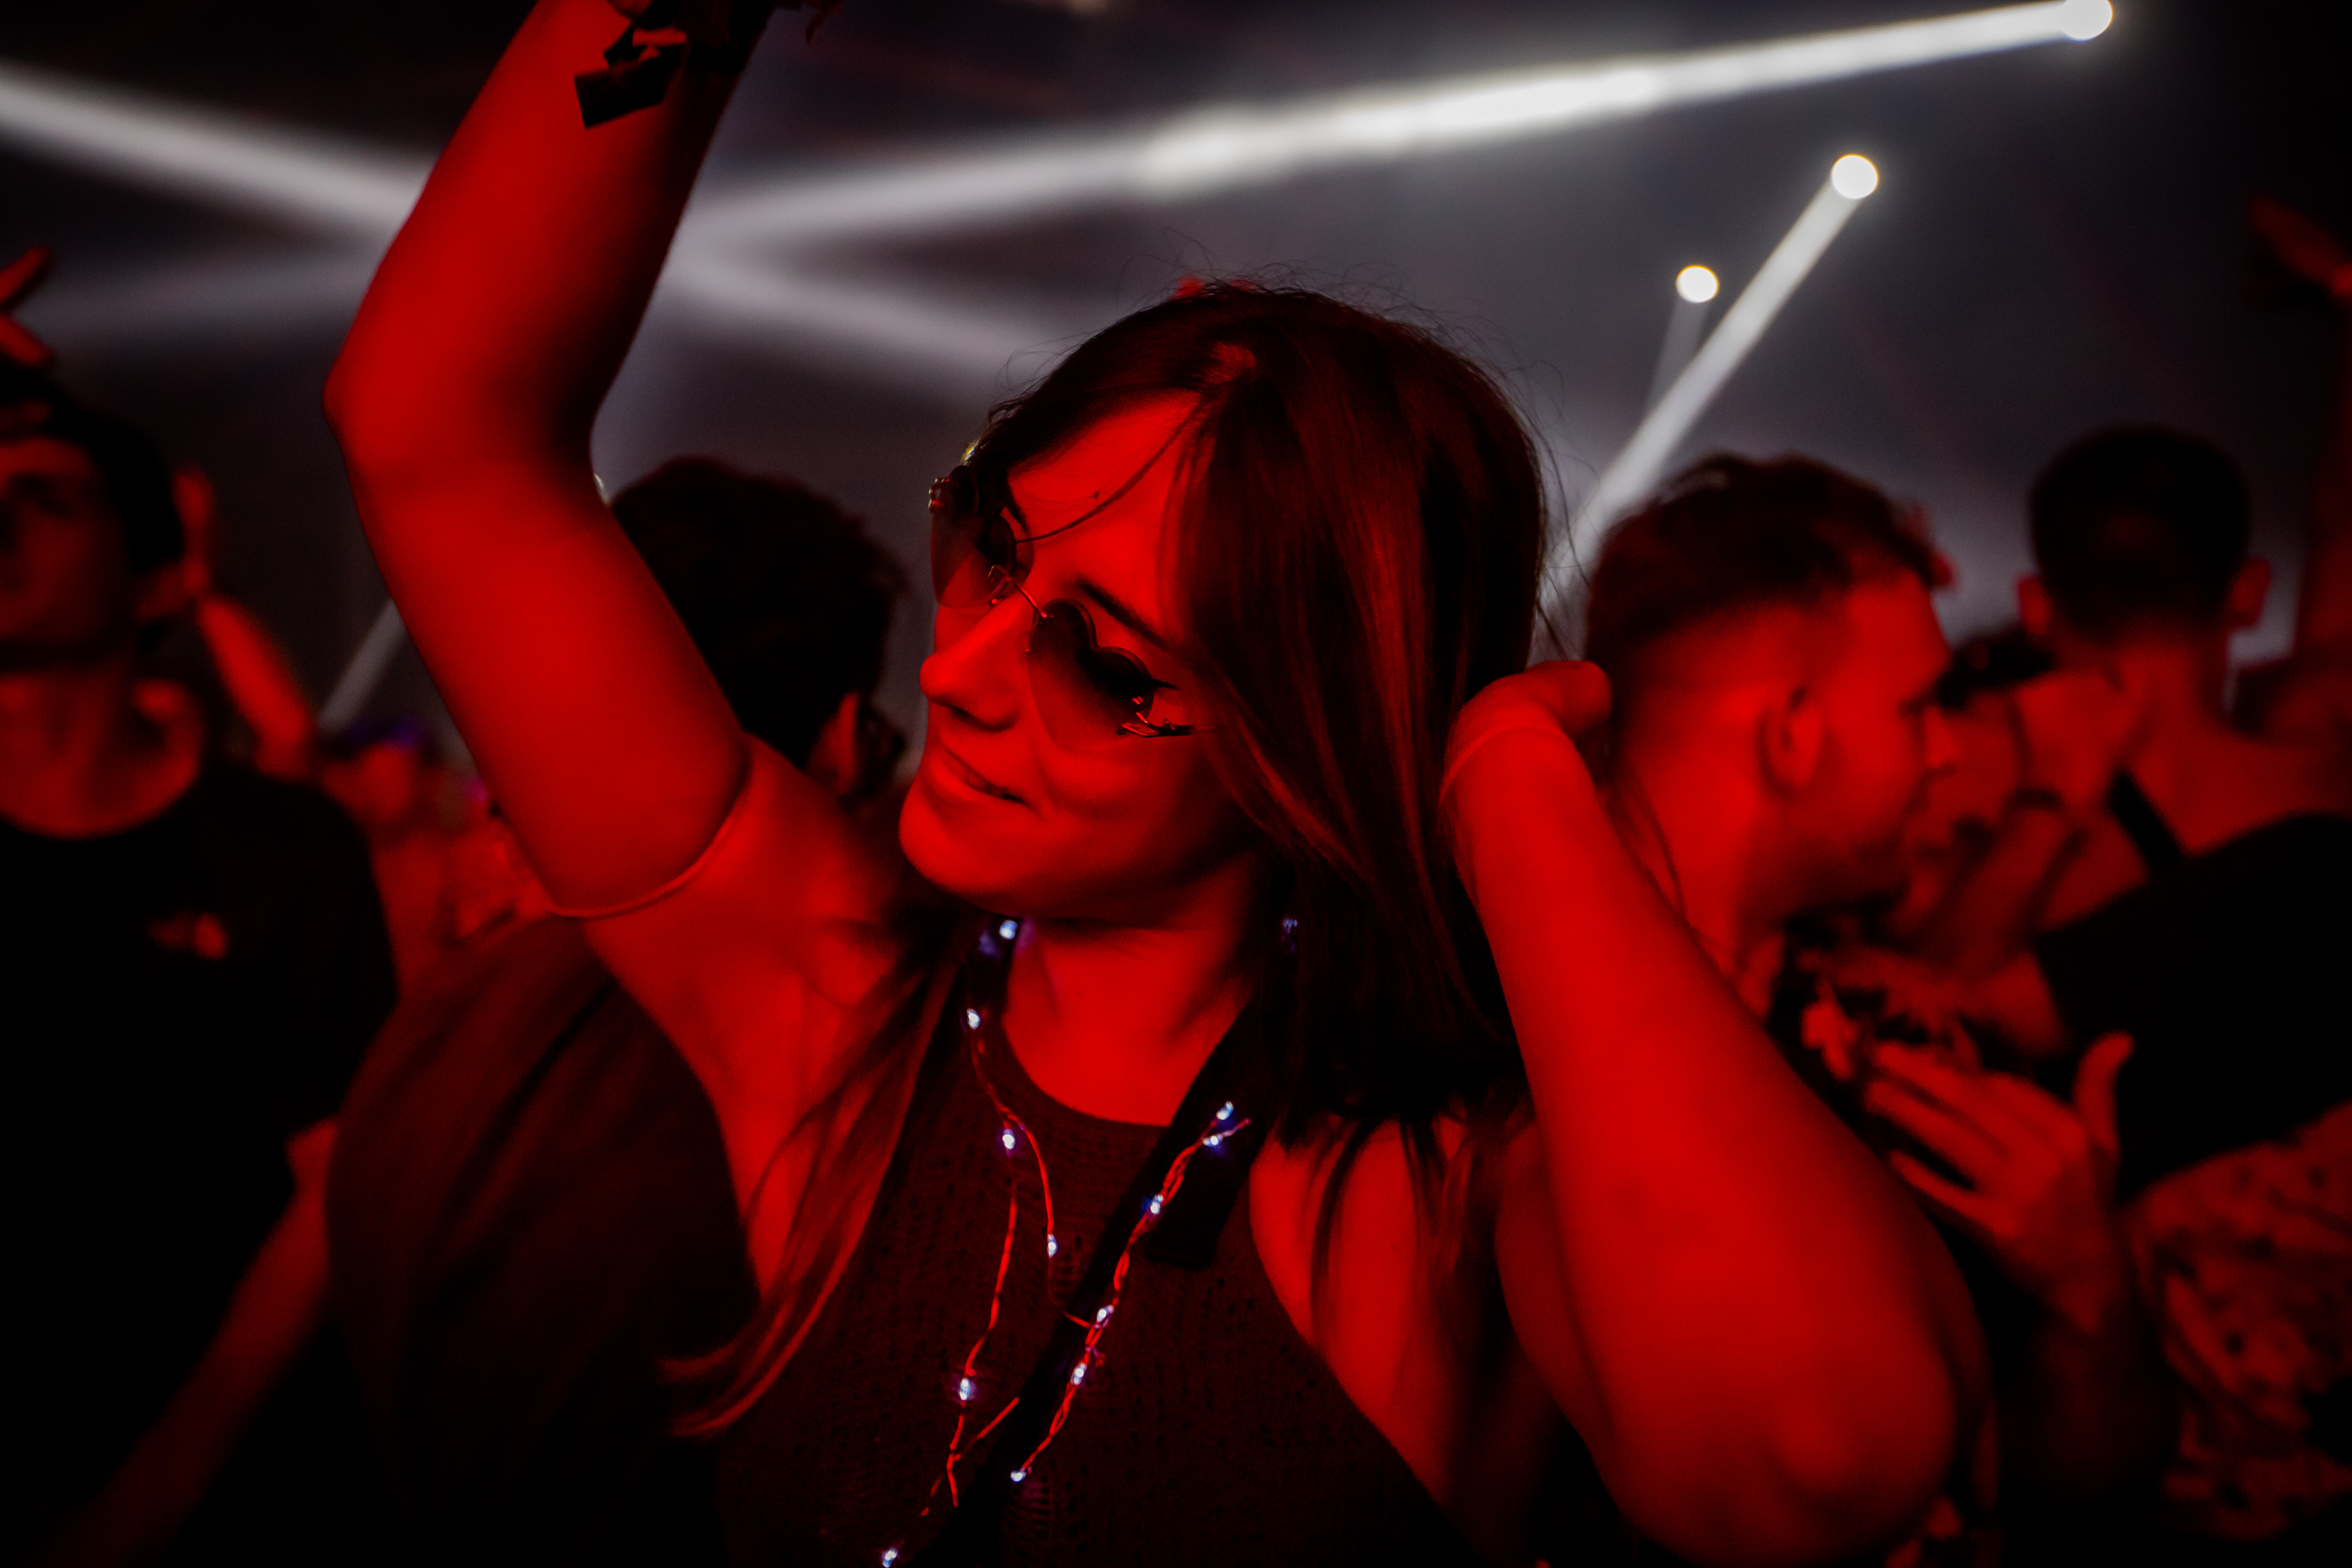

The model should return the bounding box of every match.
[577,0,818,128]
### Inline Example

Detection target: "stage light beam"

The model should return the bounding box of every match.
[1546,157,1880,619]
[0,60,423,238]
[696,1,2111,246]
[1648,268,1717,412]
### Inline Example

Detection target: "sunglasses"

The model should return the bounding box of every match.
[928,463,1196,749]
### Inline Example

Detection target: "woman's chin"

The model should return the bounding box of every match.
[899,784,1015,911]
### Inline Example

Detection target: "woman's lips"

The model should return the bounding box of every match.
[940,744,1022,803]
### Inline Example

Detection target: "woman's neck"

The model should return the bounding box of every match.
[1000,867,1264,1126]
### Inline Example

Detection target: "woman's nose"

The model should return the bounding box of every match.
[919,596,1028,730]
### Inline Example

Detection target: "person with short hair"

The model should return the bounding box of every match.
[0,274,396,1563]
[1589,456,2203,1556]
[1581,453,1961,1014]
[1867,426,2352,1558]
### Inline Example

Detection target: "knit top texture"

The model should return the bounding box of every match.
[714,967,1479,1567]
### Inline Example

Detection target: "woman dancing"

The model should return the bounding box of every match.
[328,2,1983,1563]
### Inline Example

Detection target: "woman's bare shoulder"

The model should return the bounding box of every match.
[583,740,930,1108]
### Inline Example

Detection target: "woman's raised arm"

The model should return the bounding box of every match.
[326,0,759,909]
[1450,664,1987,1565]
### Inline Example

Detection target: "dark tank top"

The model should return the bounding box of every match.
[714,967,1479,1567]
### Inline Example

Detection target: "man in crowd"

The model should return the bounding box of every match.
[1876,428,2352,1557]
[328,456,909,1566]
[1,256,397,1563]
[1580,455,2171,1558]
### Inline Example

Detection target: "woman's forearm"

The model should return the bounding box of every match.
[330,0,744,477]
[1459,726,1977,1553]
[325,0,754,906]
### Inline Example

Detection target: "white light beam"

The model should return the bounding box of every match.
[1543,156,1878,618]
[318,597,410,735]
[0,59,424,238]
[695,0,2109,246]
[1645,271,1714,412]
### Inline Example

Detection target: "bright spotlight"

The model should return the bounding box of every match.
[695,2,2110,245]
[1675,265,1720,303]
[2058,0,2114,42]
[1830,154,1879,199]
[1545,158,1880,618]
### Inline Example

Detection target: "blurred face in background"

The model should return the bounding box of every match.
[0,434,136,667]
[901,396,1260,924]
[1784,576,1961,906]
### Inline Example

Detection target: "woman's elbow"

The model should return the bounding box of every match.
[1759,1359,1965,1553]
[1633,1344,1974,1566]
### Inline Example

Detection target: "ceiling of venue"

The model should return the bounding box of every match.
[4,0,2347,739]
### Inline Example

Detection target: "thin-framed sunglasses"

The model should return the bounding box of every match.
[928,463,1196,749]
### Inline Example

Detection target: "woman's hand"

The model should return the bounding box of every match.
[1439,659,1611,875]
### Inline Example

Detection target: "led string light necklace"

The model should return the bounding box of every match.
[892,918,1253,1564]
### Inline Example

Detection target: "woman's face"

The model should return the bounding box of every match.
[900,396,1261,922]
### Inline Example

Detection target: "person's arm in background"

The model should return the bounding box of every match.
[1867,1035,2173,1504]
[2255,198,2352,656]
[172,468,320,782]
[2242,198,2352,750]
[1454,664,1987,1567]
[33,1123,337,1568]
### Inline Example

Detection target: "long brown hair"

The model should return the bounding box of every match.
[680,282,1545,1429]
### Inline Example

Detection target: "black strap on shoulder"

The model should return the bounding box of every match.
[2105,771,2187,874]
[905,946,1282,1567]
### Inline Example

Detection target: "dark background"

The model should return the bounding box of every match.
[4,0,2347,744]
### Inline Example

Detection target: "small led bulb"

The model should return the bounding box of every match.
[1214,1101,1235,1123]
[1045,1233,1059,1258]
[1095,1305,1112,1324]
[958,1376,975,1403]
[1146,1196,1163,1217]
[1069,1362,1088,1385]
[1000,1127,1018,1152]
[965,1007,982,1029]
[1010,1468,1029,1484]
[881,1550,899,1566]
[999,919,1019,940]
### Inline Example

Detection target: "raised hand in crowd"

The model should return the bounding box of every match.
[2237,196,2352,754]
[162,466,321,782]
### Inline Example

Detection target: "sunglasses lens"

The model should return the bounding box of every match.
[1029,601,1164,749]
[929,468,1024,608]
